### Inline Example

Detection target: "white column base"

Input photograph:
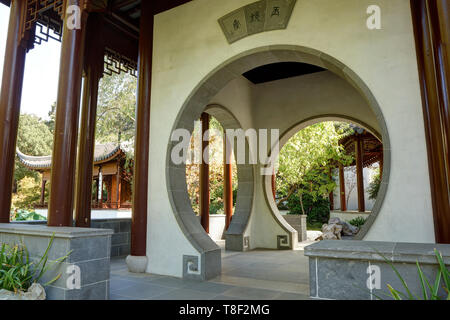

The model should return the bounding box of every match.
[126,255,148,273]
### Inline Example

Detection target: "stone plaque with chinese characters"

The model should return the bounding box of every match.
[218,0,297,44]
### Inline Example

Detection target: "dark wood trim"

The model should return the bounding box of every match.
[48,0,87,227]
[0,0,27,223]
[74,13,104,228]
[339,164,347,212]
[200,112,210,233]
[355,136,365,212]
[130,0,152,257]
[224,132,233,230]
[411,0,450,243]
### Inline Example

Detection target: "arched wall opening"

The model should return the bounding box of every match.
[165,45,390,279]
[263,116,385,242]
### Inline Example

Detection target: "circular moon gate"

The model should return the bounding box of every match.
[166,45,391,276]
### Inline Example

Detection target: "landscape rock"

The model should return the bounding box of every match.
[0,284,46,300]
[316,217,359,241]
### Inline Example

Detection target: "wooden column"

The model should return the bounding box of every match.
[355,136,365,212]
[271,172,276,200]
[48,0,87,227]
[75,13,104,228]
[200,112,210,233]
[223,132,233,230]
[98,166,103,208]
[411,0,450,243]
[40,179,47,207]
[339,164,347,211]
[116,159,121,209]
[329,168,334,210]
[0,0,27,223]
[130,0,152,257]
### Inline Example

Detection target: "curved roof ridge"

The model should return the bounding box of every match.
[17,143,128,170]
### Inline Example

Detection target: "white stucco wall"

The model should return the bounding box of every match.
[148,0,435,277]
[332,166,379,212]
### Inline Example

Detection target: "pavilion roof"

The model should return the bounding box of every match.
[338,130,383,168]
[17,143,127,170]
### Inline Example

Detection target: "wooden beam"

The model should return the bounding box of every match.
[48,0,87,227]
[75,13,104,228]
[224,131,233,230]
[130,0,152,257]
[0,0,27,223]
[355,136,365,212]
[339,164,346,212]
[411,0,450,243]
[200,112,210,233]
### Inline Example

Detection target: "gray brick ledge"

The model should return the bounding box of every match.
[0,223,113,239]
[304,240,450,265]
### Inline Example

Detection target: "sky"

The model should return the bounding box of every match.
[0,5,61,120]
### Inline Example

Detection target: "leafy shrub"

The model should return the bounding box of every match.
[349,216,367,228]
[374,249,449,300]
[11,209,46,222]
[0,235,70,293]
[11,177,42,210]
[287,193,330,224]
[367,170,381,200]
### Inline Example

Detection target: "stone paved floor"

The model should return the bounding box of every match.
[109,241,313,300]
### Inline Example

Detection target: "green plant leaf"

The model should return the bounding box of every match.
[416,261,429,300]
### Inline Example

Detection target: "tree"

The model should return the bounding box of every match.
[367,166,381,200]
[15,114,54,183]
[277,122,353,215]
[96,73,137,143]
[45,102,56,133]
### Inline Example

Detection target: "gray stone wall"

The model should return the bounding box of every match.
[305,240,450,300]
[0,224,113,300]
[283,215,307,242]
[91,219,131,258]
[12,218,131,258]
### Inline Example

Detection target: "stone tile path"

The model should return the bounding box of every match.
[109,240,313,300]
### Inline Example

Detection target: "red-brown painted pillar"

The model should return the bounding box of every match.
[48,0,87,227]
[271,172,276,200]
[116,159,121,209]
[0,0,27,223]
[98,166,103,208]
[75,13,104,228]
[130,0,152,258]
[200,113,210,233]
[329,168,334,210]
[339,164,347,211]
[411,0,450,243]
[223,132,233,230]
[355,136,365,212]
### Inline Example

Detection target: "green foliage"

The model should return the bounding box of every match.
[307,221,324,231]
[349,216,367,228]
[372,249,450,300]
[367,168,381,200]
[0,235,71,293]
[11,176,49,212]
[96,73,137,143]
[11,209,46,222]
[15,114,54,183]
[277,122,353,213]
[287,192,330,224]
